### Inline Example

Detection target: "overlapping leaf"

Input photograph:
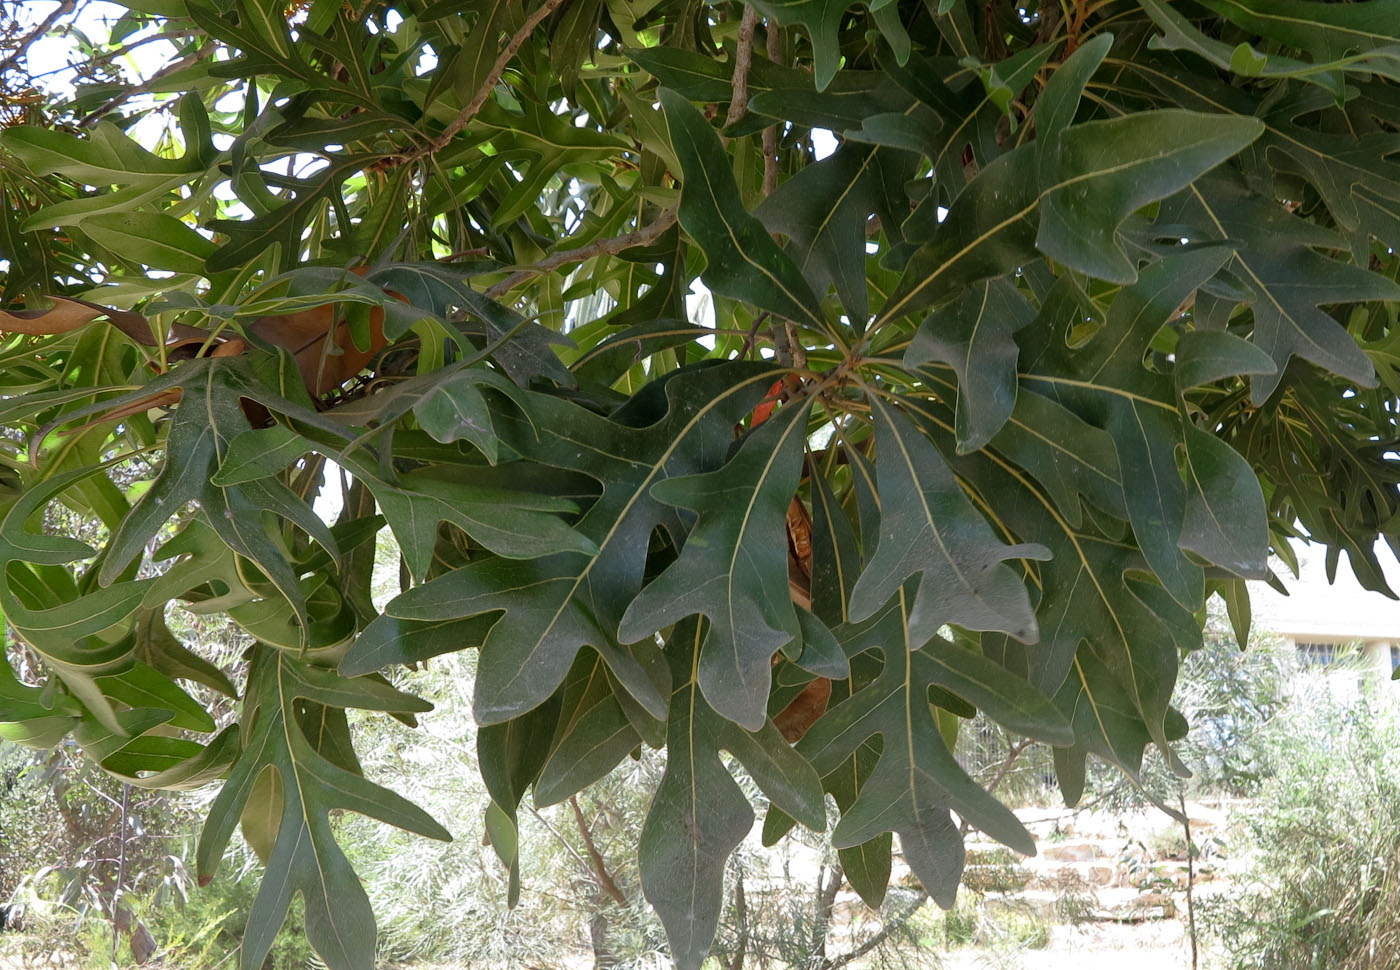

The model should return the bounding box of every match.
[659,90,831,337]
[1168,172,1400,403]
[7,4,1400,970]
[757,142,917,325]
[640,618,825,970]
[905,277,1036,451]
[906,394,1199,787]
[778,454,1071,907]
[352,362,780,725]
[197,648,450,970]
[884,89,1263,320]
[848,397,1048,644]
[619,398,812,729]
[745,0,911,91]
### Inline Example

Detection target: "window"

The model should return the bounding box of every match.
[1297,641,1341,667]
[1391,645,1400,673]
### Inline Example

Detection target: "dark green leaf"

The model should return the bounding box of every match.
[660,90,829,337]
[848,398,1048,646]
[619,400,812,730]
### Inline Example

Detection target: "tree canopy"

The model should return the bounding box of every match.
[1,0,1399,966]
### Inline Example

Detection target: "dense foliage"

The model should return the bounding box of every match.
[1204,689,1400,970]
[2,0,1400,966]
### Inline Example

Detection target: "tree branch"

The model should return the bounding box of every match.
[396,0,567,164]
[570,796,628,907]
[961,736,1033,837]
[1181,792,1198,970]
[823,891,927,970]
[484,206,678,299]
[0,0,76,76]
[810,862,843,963]
[724,875,749,970]
[86,29,198,72]
[761,20,783,195]
[78,47,213,127]
[986,737,1033,795]
[723,5,760,129]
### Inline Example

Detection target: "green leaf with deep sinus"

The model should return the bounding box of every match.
[847,397,1048,647]
[909,397,1200,786]
[641,618,825,970]
[904,276,1036,452]
[797,595,1050,905]
[1171,172,1399,403]
[96,358,340,643]
[745,0,910,90]
[659,89,828,336]
[368,362,778,725]
[196,648,451,970]
[883,109,1263,320]
[756,142,918,325]
[619,399,812,731]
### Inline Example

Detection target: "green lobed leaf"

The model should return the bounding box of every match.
[659,89,831,338]
[197,648,450,970]
[619,399,813,730]
[641,618,824,970]
[905,276,1036,452]
[365,362,780,725]
[847,397,1049,646]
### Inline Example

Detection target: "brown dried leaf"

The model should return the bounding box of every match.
[0,298,103,335]
[0,297,158,345]
[248,267,392,398]
[250,302,387,398]
[773,677,831,742]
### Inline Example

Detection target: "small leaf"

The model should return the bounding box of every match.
[747,0,909,90]
[1173,330,1277,391]
[212,426,309,485]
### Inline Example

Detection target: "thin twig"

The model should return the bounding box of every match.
[987,738,1034,795]
[771,320,793,366]
[741,310,772,358]
[110,783,130,961]
[761,18,783,195]
[0,0,76,75]
[396,0,567,164]
[484,206,678,298]
[786,320,807,370]
[724,875,749,970]
[823,891,928,970]
[961,737,1032,837]
[810,863,843,964]
[723,5,760,129]
[1181,792,1199,970]
[569,796,628,906]
[78,47,213,127]
[86,28,198,71]
[526,803,595,874]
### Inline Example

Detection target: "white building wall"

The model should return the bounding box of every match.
[1249,543,1400,706]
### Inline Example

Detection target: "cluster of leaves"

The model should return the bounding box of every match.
[1,0,1399,967]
